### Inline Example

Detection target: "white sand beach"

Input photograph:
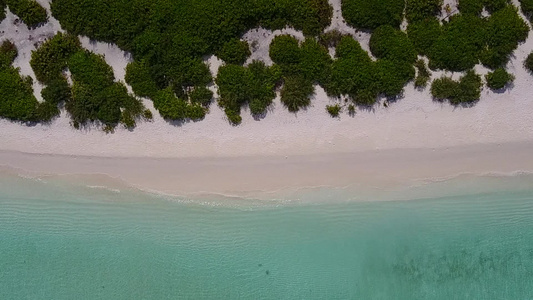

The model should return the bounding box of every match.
[1,0,533,200]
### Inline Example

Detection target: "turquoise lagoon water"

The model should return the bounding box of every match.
[1,173,533,299]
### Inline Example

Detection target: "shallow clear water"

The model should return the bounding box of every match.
[1,174,533,299]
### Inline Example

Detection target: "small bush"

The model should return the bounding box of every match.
[143,109,153,121]
[269,35,301,75]
[485,0,510,13]
[125,60,159,99]
[431,70,481,105]
[458,0,484,15]
[326,104,342,117]
[280,76,314,113]
[0,42,43,122]
[374,59,415,97]
[481,6,529,69]
[405,0,442,23]
[485,68,514,90]
[189,86,213,107]
[427,15,485,71]
[299,38,332,84]
[152,87,189,121]
[342,0,405,30]
[40,77,71,104]
[216,61,280,121]
[370,25,417,64]
[347,104,356,115]
[30,33,81,84]
[0,40,17,68]
[414,59,431,88]
[6,0,47,29]
[407,18,441,56]
[525,51,533,72]
[319,30,344,48]
[520,0,533,22]
[217,39,251,65]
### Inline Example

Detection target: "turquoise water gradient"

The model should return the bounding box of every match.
[1,175,533,299]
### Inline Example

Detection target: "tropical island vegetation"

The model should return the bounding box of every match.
[0,0,532,129]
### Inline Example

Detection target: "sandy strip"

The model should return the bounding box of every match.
[1,141,532,201]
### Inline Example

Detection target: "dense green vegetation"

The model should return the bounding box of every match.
[405,0,442,23]
[431,70,482,106]
[485,68,514,90]
[426,6,528,71]
[30,34,146,130]
[217,39,251,65]
[326,36,414,105]
[414,59,431,88]
[341,0,405,30]
[369,25,417,64]
[520,0,533,22]
[216,61,281,124]
[2,0,533,128]
[5,0,48,29]
[0,41,57,122]
[51,0,332,121]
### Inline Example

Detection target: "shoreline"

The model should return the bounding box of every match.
[2,141,533,202]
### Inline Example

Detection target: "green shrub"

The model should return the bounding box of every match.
[186,104,206,121]
[299,38,332,84]
[0,41,43,122]
[326,37,377,104]
[431,70,481,105]
[34,101,60,122]
[485,0,510,13]
[6,0,47,29]
[334,36,372,62]
[224,108,242,125]
[217,39,251,65]
[520,0,533,22]
[525,51,533,72]
[347,104,356,115]
[319,30,344,48]
[414,59,431,88]
[125,60,159,98]
[407,18,441,56]
[485,68,514,90]
[216,61,280,121]
[68,51,114,90]
[341,0,405,30]
[280,76,314,112]
[142,109,153,121]
[427,15,485,71]
[0,68,40,122]
[405,0,442,23]
[269,35,301,75]
[63,50,145,129]
[374,59,416,97]
[30,33,81,84]
[152,87,189,121]
[50,0,332,114]
[0,1,5,22]
[370,25,417,64]
[326,104,342,117]
[0,40,17,68]
[40,77,71,104]
[189,86,213,107]
[458,0,484,15]
[481,6,529,69]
